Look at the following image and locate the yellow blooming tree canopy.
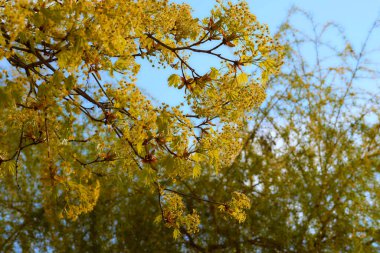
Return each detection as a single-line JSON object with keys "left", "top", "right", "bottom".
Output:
{"left": 0, "top": 0, "right": 283, "bottom": 246}
{"left": 1, "top": 1, "right": 379, "bottom": 252}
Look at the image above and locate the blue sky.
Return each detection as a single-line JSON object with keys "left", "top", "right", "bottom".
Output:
{"left": 135, "top": 0, "right": 380, "bottom": 106}
{"left": 241, "top": 0, "right": 380, "bottom": 41}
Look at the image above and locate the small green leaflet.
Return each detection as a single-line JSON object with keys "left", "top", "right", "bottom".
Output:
{"left": 168, "top": 74, "right": 182, "bottom": 88}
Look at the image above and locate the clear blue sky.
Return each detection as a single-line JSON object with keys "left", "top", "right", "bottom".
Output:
{"left": 174, "top": 0, "right": 380, "bottom": 49}
{"left": 253, "top": 0, "right": 380, "bottom": 39}
{"left": 136, "top": 0, "right": 380, "bottom": 106}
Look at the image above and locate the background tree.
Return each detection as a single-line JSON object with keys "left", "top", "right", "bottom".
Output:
{"left": 170, "top": 8, "right": 380, "bottom": 252}
{"left": 0, "top": 0, "right": 283, "bottom": 251}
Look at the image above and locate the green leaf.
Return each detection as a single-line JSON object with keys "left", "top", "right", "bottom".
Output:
{"left": 136, "top": 143, "right": 143, "bottom": 154}
{"left": 64, "top": 75, "right": 76, "bottom": 90}
{"left": 209, "top": 67, "right": 219, "bottom": 79}
{"left": 114, "top": 58, "right": 131, "bottom": 70}
{"left": 191, "top": 153, "right": 205, "bottom": 162}
{"left": 168, "top": 74, "right": 182, "bottom": 88}
{"left": 173, "top": 228, "right": 181, "bottom": 239}
{"left": 154, "top": 215, "right": 162, "bottom": 224}
{"left": 192, "top": 163, "right": 201, "bottom": 178}
{"left": 236, "top": 73, "right": 248, "bottom": 84}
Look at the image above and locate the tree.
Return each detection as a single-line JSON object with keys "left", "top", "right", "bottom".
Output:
{"left": 163, "top": 9, "right": 380, "bottom": 252}
{"left": 0, "top": 0, "right": 283, "bottom": 251}
{"left": 2, "top": 1, "right": 378, "bottom": 252}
